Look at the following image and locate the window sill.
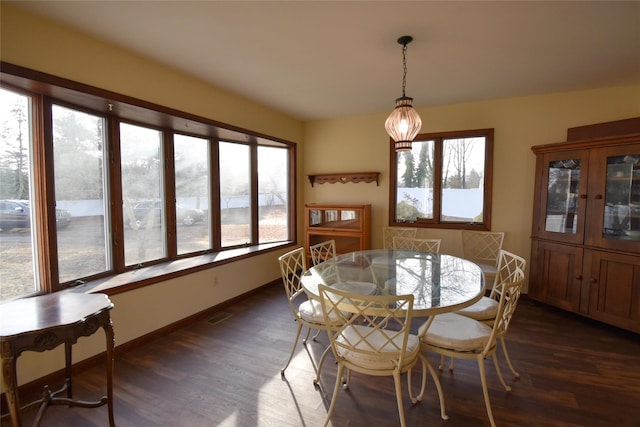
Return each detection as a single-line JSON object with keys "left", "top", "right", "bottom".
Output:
{"left": 66, "top": 242, "right": 290, "bottom": 296}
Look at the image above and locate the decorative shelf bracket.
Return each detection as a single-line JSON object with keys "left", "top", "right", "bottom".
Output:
{"left": 308, "top": 172, "right": 380, "bottom": 187}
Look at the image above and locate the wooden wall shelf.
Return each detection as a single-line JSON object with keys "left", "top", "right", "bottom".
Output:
{"left": 308, "top": 172, "right": 379, "bottom": 187}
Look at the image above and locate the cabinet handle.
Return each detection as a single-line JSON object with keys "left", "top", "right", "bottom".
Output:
{"left": 589, "top": 277, "right": 598, "bottom": 283}
{"left": 575, "top": 275, "right": 583, "bottom": 280}
{"left": 594, "top": 194, "right": 603, "bottom": 200}
{"left": 579, "top": 194, "right": 588, "bottom": 199}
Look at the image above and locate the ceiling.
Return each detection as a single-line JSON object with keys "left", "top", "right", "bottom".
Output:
{"left": 6, "top": 1, "right": 640, "bottom": 121}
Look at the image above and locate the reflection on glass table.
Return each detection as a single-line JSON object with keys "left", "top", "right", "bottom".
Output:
{"left": 301, "top": 249, "right": 485, "bottom": 317}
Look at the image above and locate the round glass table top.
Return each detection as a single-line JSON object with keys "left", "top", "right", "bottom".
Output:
{"left": 301, "top": 249, "right": 486, "bottom": 316}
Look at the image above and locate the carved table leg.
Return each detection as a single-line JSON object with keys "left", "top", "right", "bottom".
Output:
{"left": 1, "top": 342, "right": 22, "bottom": 427}
{"left": 104, "top": 319, "right": 116, "bottom": 427}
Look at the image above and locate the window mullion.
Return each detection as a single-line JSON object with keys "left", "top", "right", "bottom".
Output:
{"left": 432, "top": 138, "right": 443, "bottom": 223}
{"left": 164, "top": 130, "right": 177, "bottom": 258}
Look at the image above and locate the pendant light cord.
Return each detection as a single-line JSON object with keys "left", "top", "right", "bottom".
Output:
{"left": 402, "top": 43, "right": 408, "bottom": 98}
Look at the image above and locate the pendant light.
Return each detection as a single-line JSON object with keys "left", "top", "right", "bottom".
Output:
{"left": 385, "top": 35, "right": 422, "bottom": 152}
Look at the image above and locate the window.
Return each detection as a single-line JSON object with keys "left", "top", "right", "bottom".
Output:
{"left": 121, "top": 123, "right": 167, "bottom": 266}
{"left": 0, "top": 63, "right": 296, "bottom": 302}
{"left": 258, "top": 145, "right": 289, "bottom": 243}
{"left": 174, "top": 134, "right": 211, "bottom": 255}
{"left": 390, "top": 129, "right": 493, "bottom": 230}
{"left": 219, "top": 141, "right": 251, "bottom": 247}
{"left": 0, "top": 88, "right": 38, "bottom": 301}
{"left": 52, "top": 104, "right": 111, "bottom": 282}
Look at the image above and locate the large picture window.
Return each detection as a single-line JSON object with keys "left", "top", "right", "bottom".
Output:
{"left": 0, "top": 64, "right": 296, "bottom": 302}
{"left": 390, "top": 129, "right": 494, "bottom": 230}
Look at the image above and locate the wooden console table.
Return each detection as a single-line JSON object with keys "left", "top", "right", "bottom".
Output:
{"left": 0, "top": 293, "right": 115, "bottom": 427}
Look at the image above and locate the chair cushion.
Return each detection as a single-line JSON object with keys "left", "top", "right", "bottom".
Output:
{"left": 455, "top": 296, "right": 498, "bottom": 321}
{"left": 332, "top": 281, "right": 379, "bottom": 295}
{"left": 476, "top": 262, "right": 497, "bottom": 275}
{"left": 336, "top": 325, "right": 420, "bottom": 370}
{"left": 298, "top": 299, "right": 344, "bottom": 325}
{"left": 422, "top": 313, "right": 492, "bottom": 352}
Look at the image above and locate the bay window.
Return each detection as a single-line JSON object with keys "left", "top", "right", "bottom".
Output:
{"left": 0, "top": 63, "right": 296, "bottom": 302}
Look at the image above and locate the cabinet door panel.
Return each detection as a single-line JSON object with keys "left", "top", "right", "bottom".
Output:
{"left": 585, "top": 250, "right": 640, "bottom": 332}
{"left": 585, "top": 144, "right": 640, "bottom": 252}
{"left": 533, "top": 150, "right": 589, "bottom": 244}
{"left": 529, "top": 240, "right": 583, "bottom": 312}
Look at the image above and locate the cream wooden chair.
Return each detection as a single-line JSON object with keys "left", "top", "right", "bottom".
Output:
{"left": 309, "top": 239, "right": 336, "bottom": 265}
{"left": 278, "top": 247, "right": 344, "bottom": 384}
{"left": 454, "top": 249, "right": 526, "bottom": 378}
{"left": 318, "top": 284, "right": 447, "bottom": 427}
{"left": 419, "top": 275, "right": 525, "bottom": 427}
{"left": 392, "top": 236, "right": 441, "bottom": 253}
{"left": 461, "top": 230, "right": 505, "bottom": 287}
{"left": 382, "top": 226, "right": 417, "bottom": 249}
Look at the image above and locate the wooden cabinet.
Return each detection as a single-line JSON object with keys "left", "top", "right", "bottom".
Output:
{"left": 305, "top": 204, "right": 371, "bottom": 263}
{"left": 530, "top": 128, "right": 640, "bottom": 333}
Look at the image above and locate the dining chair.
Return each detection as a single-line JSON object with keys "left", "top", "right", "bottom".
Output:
{"left": 382, "top": 226, "right": 417, "bottom": 249}
{"left": 309, "top": 239, "right": 336, "bottom": 265}
{"left": 418, "top": 275, "right": 525, "bottom": 427}
{"left": 392, "top": 236, "right": 441, "bottom": 253}
{"left": 461, "top": 230, "right": 505, "bottom": 288}
{"left": 278, "top": 247, "right": 344, "bottom": 384}
{"left": 453, "top": 249, "right": 527, "bottom": 378}
{"left": 318, "top": 284, "right": 448, "bottom": 427}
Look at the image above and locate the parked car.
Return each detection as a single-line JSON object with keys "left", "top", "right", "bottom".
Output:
{"left": 129, "top": 200, "right": 204, "bottom": 228}
{"left": 0, "top": 200, "right": 72, "bottom": 230}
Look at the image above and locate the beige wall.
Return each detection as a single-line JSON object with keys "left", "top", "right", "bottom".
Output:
{"left": 2, "top": 4, "right": 640, "bottom": 388}
{"left": 303, "top": 87, "right": 640, "bottom": 272}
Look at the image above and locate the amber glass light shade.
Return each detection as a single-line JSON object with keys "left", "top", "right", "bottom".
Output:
{"left": 385, "top": 96, "right": 422, "bottom": 151}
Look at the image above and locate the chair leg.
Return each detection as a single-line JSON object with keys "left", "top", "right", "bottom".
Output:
{"left": 301, "top": 326, "right": 312, "bottom": 344}
{"left": 323, "top": 363, "right": 345, "bottom": 427}
{"left": 407, "top": 355, "right": 427, "bottom": 404}
{"left": 424, "top": 355, "right": 449, "bottom": 420}
{"left": 313, "top": 344, "right": 333, "bottom": 386}
{"left": 311, "top": 328, "right": 322, "bottom": 341}
{"left": 478, "top": 356, "right": 497, "bottom": 427}
{"left": 500, "top": 337, "right": 520, "bottom": 379}
{"left": 491, "top": 353, "right": 511, "bottom": 392}
{"left": 392, "top": 370, "right": 407, "bottom": 427}
{"left": 281, "top": 322, "right": 303, "bottom": 376}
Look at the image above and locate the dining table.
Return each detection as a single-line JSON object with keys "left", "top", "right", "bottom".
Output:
{"left": 300, "top": 249, "right": 486, "bottom": 317}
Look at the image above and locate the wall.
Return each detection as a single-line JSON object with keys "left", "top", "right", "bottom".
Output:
{"left": 1, "top": 5, "right": 304, "bottom": 387}
{"left": 303, "top": 87, "right": 640, "bottom": 280}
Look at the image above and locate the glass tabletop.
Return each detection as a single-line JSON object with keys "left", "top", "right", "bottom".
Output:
{"left": 301, "top": 249, "right": 485, "bottom": 316}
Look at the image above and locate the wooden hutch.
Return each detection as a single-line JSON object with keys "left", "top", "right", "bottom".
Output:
{"left": 529, "top": 118, "right": 640, "bottom": 333}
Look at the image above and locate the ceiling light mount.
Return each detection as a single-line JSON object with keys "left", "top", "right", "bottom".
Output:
{"left": 385, "top": 35, "right": 422, "bottom": 152}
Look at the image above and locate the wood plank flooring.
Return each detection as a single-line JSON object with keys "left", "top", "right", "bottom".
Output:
{"left": 2, "top": 283, "right": 639, "bottom": 427}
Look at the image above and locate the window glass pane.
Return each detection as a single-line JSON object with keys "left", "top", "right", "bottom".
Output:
{"left": 52, "top": 105, "right": 111, "bottom": 282}
{"left": 441, "top": 137, "right": 485, "bottom": 223}
{"left": 175, "top": 134, "right": 210, "bottom": 254}
{"left": 219, "top": 141, "right": 250, "bottom": 246}
{"left": 258, "top": 146, "right": 288, "bottom": 243}
{"left": 395, "top": 140, "right": 434, "bottom": 221}
{"left": 0, "top": 89, "right": 38, "bottom": 301}
{"left": 120, "top": 123, "right": 166, "bottom": 265}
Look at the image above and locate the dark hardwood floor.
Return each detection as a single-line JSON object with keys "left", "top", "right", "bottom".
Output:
{"left": 2, "top": 283, "right": 639, "bottom": 427}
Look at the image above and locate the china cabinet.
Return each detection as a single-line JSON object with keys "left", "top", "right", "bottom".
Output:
{"left": 305, "top": 204, "right": 371, "bottom": 263}
{"left": 529, "top": 124, "right": 640, "bottom": 333}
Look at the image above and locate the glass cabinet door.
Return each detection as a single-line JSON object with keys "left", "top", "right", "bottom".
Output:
{"left": 602, "top": 154, "right": 640, "bottom": 240}
{"left": 586, "top": 145, "right": 640, "bottom": 251}
{"left": 537, "top": 151, "right": 589, "bottom": 243}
